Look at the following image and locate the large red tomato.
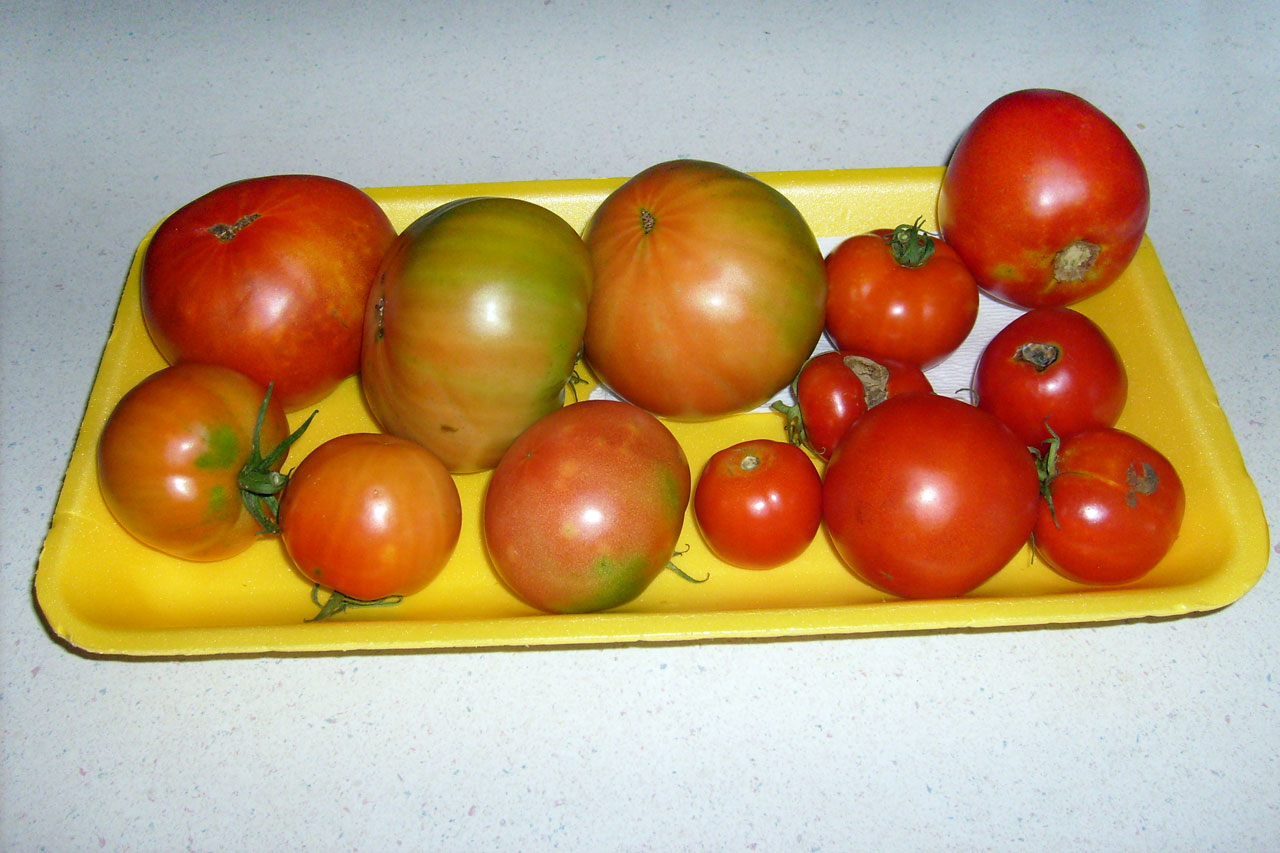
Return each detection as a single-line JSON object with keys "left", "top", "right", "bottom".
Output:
{"left": 582, "top": 159, "right": 827, "bottom": 420}
{"left": 141, "top": 174, "right": 397, "bottom": 411}
{"left": 97, "top": 363, "right": 296, "bottom": 561}
{"left": 693, "top": 439, "right": 822, "bottom": 570}
{"left": 823, "top": 393, "right": 1040, "bottom": 599}
{"left": 483, "top": 400, "right": 691, "bottom": 613}
{"left": 937, "top": 89, "right": 1149, "bottom": 308}
{"left": 824, "top": 222, "right": 978, "bottom": 368}
{"left": 1033, "top": 427, "right": 1184, "bottom": 585}
{"left": 772, "top": 351, "right": 933, "bottom": 460}
{"left": 362, "top": 197, "right": 592, "bottom": 473}
{"left": 974, "top": 307, "right": 1127, "bottom": 447}
{"left": 279, "top": 433, "right": 462, "bottom": 607}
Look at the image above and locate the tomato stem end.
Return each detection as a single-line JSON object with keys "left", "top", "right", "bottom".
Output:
{"left": 238, "top": 382, "right": 317, "bottom": 535}
{"left": 306, "top": 584, "right": 405, "bottom": 621}
{"left": 887, "top": 218, "right": 936, "bottom": 268}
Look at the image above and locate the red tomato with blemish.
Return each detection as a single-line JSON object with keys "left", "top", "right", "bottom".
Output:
{"left": 974, "top": 307, "right": 1127, "bottom": 447}
{"left": 937, "top": 89, "right": 1150, "bottom": 308}
{"left": 483, "top": 400, "right": 691, "bottom": 613}
{"left": 693, "top": 439, "right": 822, "bottom": 570}
{"left": 1033, "top": 427, "right": 1184, "bottom": 585}
{"left": 773, "top": 351, "right": 933, "bottom": 460}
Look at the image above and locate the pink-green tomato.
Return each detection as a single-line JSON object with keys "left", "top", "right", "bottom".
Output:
{"left": 483, "top": 400, "right": 691, "bottom": 614}
{"left": 361, "top": 197, "right": 593, "bottom": 473}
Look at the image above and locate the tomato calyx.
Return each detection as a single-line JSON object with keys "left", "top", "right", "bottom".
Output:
{"left": 238, "top": 383, "right": 317, "bottom": 534}
{"left": 771, "top": 397, "right": 808, "bottom": 449}
{"left": 1013, "top": 341, "right": 1061, "bottom": 373}
{"left": 638, "top": 207, "right": 656, "bottom": 235}
{"left": 1052, "top": 240, "right": 1101, "bottom": 282}
{"left": 886, "top": 218, "right": 936, "bottom": 268}
{"left": 1029, "top": 423, "right": 1063, "bottom": 526}
{"left": 306, "top": 584, "right": 404, "bottom": 622}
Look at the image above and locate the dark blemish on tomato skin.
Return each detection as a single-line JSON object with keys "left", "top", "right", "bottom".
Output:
{"left": 207, "top": 213, "right": 260, "bottom": 242}
{"left": 373, "top": 295, "right": 386, "bottom": 342}
{"left": 1124, "top": 461, "right": 1159, "bottom": 507}
{"left": 1014, "top": 342, "right": 1061, "bottom": 373}
{"left": 440, "top": 424, "right": 459, "bottom": 433}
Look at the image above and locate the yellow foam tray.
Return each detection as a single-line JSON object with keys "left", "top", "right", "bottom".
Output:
{"left": 34, "top": 167, "right": 1270, "bottom": 656}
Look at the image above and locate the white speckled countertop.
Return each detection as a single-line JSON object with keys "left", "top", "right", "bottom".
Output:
{"left": 3, "top": 2, "right": 1277, "bottom": 850}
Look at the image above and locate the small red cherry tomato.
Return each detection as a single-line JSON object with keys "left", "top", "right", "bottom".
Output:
{"left": 1033, "top": 427, "right": 1184, "bottom": 585}
{"left": 773, "top": 351, "right": 932, "bottom": 460}
{"left": 694, "top": 439, "right": 822, "bottom": 570}
{"left": 279, "top": 433, "right": 462, "bottom": 605}
{"left": 974, "top": 307, "right": 1127, "bottom": 447}
{"left": 824, "top": 222, "right": 979, "bottom": 368}
{"left": 823, "top": 393, "right": 1040, "bottom": 599}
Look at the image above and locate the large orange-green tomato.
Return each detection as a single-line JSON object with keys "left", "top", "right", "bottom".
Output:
{"left": 483, "top": 400, "right": 691, "bottom": 614}
{"left": 361, "top": 197, "right": 593, "bottom": 473}
{"left": 582, "top": 159, "right": 827, "bottom": 420}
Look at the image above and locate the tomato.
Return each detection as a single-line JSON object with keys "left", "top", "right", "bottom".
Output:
{"left": 1033, "top": 427, "right": 1184, "bottom": 585}
{"left": 772, "top": 351, "right": 933, "bottom": 460}
{"left": 582, "top": 159, "right": 827, "bottom": 420}
{"left": 96, "top": 363, "right": 301, "bottom": 561}
{"left": 141, "top": 174, "right": 397, "bottom": 411}
{"left": 693, "top": 439, "right": 822, "bottom": 570}
{"left": 974, "top": 307, "right": 1127, "bottom": 447}
{"left": 361, "top": 197, "right": 592, "bottom": 473}
{"left": 824, "top": 222, "right": 979, "bottom": 368}
{"left": 278, "top": 433, "right": 462, "bottom": 606}
{"left": 937, "top": 89, "right": 1149, "bottom": 308}
{"left": 483, "top": 400, "right": 691, "bottom": 613}
{"left": 823, "top": 393, "right": 1040, "bottom": 599}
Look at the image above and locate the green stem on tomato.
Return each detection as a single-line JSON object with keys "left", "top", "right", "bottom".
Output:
{"left": 665, "top": 544, "right": 709, "bottom": 583}
{"left": 770, "top": 398, "right": 807, "bottom": 449}
{"left": 887, "top": 218, "right": 936, "bottom": 268}
{"left": 1030, "top": 422, "right": 1063, "bottom": 529}
{"left": 306, "top": 584, "right": 405, "bottom": 622}
{"left": 237, "top": 382, "right": 317, "bottom": 535}
{"left": 566, "top": 364, "right": 590, "bottom": 403}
